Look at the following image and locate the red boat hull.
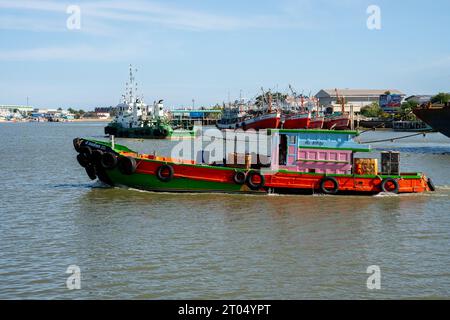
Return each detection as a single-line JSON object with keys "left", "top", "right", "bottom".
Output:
{"left": 217, "top": 113, "right": 281, "bottom": 130}
{"left": 308, "top": 117, "right": 324, "bottom": 129}
{"left": 282, "top": 114, "right": 311, "bottom": 129}
{"left": 324, "top": 116, "right": 350, "bottom": 130}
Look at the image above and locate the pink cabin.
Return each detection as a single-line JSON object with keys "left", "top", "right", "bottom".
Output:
{"left": 270, "top": 130, "right": 362, "bottom": 175}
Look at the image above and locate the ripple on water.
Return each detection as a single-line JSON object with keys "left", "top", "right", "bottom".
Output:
{"left": 0, "top": 124, "right": 449, "bottom": 299}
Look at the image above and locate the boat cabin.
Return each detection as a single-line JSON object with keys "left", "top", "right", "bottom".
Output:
{"left": 270, "top": 130, "right": 371, "bottom": 174}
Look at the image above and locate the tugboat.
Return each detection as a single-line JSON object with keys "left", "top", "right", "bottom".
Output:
{"left": 104, "top": 66, "right": 173, "bottom": 139}
{"left": 73, "top": 129, "right": 434, "bottom": 195}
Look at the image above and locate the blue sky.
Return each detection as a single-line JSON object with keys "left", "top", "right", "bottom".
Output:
{"left": 0, "top": 0, "right": 449, "bottom": 109}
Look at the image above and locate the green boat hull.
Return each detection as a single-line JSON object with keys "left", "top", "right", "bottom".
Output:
{"left": 105, "top": 123, "right": 173, "bottom": 139}
{"left": 106, "top": 169, "right": 245, "bottom": 193}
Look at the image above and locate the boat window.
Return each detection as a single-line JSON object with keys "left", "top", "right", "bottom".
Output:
{"left": 288, "top": 135, "right": 297, "bottom": 145}
{"left": 279, "top": 134, "right": 287, "bottom": 166}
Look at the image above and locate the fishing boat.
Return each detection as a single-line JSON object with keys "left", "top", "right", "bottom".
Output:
{"left": 217, "top": 95, "right": 281, "bottom": 130}
{"left": 73, "top": 129, "right": 434, "bottom": 195}
{"left": 322, "top": 89, "right": 351, "bottom": 130}
{"left": 323, "top": 113, "right": 351, "bottom": 130}
{"left": 308, "top": 112, "right": 325, "bottom": 129}
{"left": 282, "top": 112, "right": 311, "bottom": 129}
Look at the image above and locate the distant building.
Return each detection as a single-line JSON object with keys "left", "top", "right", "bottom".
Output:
{"left": 405, "top": 95, "right": 434, "bottom": 105}
{"left": 0, "top": 105, "right": 34, "bottom": 113}
{"left": 315, "top": 89, "right": 406, "bottom": 113}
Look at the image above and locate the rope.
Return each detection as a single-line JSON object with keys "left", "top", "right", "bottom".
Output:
{"left": 359, "top": 131, "right": 434, "bottom": 144}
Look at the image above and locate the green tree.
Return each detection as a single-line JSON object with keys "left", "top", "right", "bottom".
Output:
{"left": 431, "top": 92, "right": 450, "bottom": 104}
{"left": 398, "top": 101, "right": 418, "bottom": 121}
{"left": 360, "top": 102, "right": 383, "bottom": 118}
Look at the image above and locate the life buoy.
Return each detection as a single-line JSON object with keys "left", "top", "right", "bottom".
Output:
{"left": 91, "top": 149, "right": 104, "bottom": 165}
{"left": 101, "top": 152, "right": 118, "bottom": 170}
{"left": 156, "top": 164, "right": 174, "bottom": 182}
{"left": 427, "top": 178, "right": 436, "bottom": 192}
{"left": 320, "top": 177, "right": 339, "bottom": 194}
{"left": 380, "top": 178, "right": 399, "bottom": 194}
{"left": 246, "top": 171, "right": 265, "bottom": 190}
{"left": 95, "top": 166, "right": 114, "bottom": 186}
{"left": 79, "top": 146, "right": 92, "bottom": 159}
{"left": 233, "top": 171, "right": 247, "bottom": 185}
{"left": 118, "top": 156, "right": 137, "bottom": 175}
{"left": 85, "top": 165, "right": 97, "bottom": 180}
{"left": 76, "top": 153, "right": 90, "bottom": 168}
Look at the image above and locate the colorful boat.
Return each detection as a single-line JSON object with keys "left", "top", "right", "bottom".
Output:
{"left": 73, "top": 129, "right": 434, "bottom": 195}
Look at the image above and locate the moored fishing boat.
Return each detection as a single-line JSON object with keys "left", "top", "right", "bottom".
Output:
{"left": 73, "top": 129, "right": 434, "bottom": 195}
{"left": 281, "top": 112, "right": 310, "bottom": 129}
{"left": 217, "top": 94, "right": 281, "bottom": 130}
{"left": 308, "top": 112, "right": 324, "bottom": 129}
{"left": 323, "top": 113, "right": 350, "bottom": 130}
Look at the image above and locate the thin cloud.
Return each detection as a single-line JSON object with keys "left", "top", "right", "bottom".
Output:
{"left": 0, "top": 44, "right": 146, "bottom": 61}
{"left": 0, "top": 0, "right": 307, "bottom": 32}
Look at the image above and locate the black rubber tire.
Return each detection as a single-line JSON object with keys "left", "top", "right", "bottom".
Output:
{"left": 101, "top": 152, "right": 118, "bottom": 170}
{"left": 118, "top": 156, "right": 137, "bottom": 175}
{"left": 76, "top": 153, "right": 90, "bottom": 168}
{"left": 95, "top": 165, "right": 114, "bottom": 186}
{"left": 161, "top": 129, "right": 169, "bottom": 137}
{"left": 320, "top": 177, "right": 339, "bottom": 195}
{"left": 73, "top": 138, "right": 82, "bottom": 152}
{"left": 156, "top": 165, "right": 174, "bottom": 183}
{"left": 427, "top": 178, "right": 436, "bottom": 192}
{"left": 381, "top": 178, "right": 399, "bottom": 194}
{"left": 85, "top": 165, "right": 97, "bottom": 180}
{"left": 233, "top": 171, "right": 247, "bottom": 185}
{"left": 246, "top": 171, "right": 265, "bottom": 190}
{"left": 91, "top": 149, "right": 104, "bottom": 165}
{"left": 79, "top": 146, "right": 92, "bottom": 159}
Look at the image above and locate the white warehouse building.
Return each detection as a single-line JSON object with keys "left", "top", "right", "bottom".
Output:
{"left": 315, "top": 89, "right": 406, "bottom": 113}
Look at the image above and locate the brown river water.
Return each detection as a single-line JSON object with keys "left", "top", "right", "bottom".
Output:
{"left": 0, "top": 122, "right": 449, "bottom": 299}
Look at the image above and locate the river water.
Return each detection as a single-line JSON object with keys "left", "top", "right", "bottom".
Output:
{"left": 0, "top": 122, "right": 449, "bottom": 299}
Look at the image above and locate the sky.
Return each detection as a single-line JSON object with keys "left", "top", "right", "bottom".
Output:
{"left": 0, "top": 0, "right": 449, "bottom": 109}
